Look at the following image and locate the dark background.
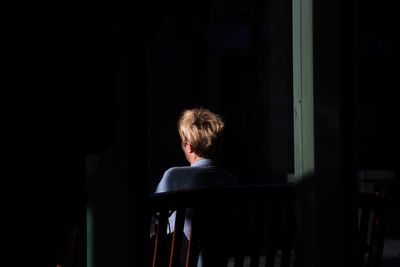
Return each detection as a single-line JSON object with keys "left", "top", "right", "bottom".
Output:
{"left": 147, "top": 0, "right": 294, "bottom": 191}
{"left": 0, "top": 7, "right": 129, "bottom": 267}
{"left": 1, "top": 2, "right": 398, "bottom": 267}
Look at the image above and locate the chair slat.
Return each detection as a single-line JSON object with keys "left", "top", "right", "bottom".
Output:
{"left": 170, "top": 208, "right": 186, "bottom": 267}
{"left": 153, "top": 210, "right": 170, "bottom": 267}
{"left": 186, "top": 209, "right": 200, "bottom": 267}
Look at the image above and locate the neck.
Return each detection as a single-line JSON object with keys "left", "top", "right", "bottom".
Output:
{"left": 190, "top": 156, "right": 205, "bottom": 165}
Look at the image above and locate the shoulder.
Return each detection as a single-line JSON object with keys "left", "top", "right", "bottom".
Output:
{"left": 155, "top": 166, "right": 191, "bottom": 193}
{"left": 163, "top": 166, "right": 190, "bottom": 178}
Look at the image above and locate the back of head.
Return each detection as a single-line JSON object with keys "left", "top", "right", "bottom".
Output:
{"left": 178, "top": 108, "right": 224, "bottom": 158}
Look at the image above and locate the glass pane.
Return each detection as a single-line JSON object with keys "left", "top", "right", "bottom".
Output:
{"left": 146, "top": 0, "right": 293, "bottom": 191}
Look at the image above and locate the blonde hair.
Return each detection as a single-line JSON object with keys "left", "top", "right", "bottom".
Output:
{"left": 178, "top": 108, "right": 225, "bottom": 158}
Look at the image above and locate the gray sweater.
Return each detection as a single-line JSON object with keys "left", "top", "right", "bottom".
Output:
{"left": 155, "top": 159, "right": 236, "bottom": 236}
{"left": 156, "top": 158, "right": 237, "bottom": 193}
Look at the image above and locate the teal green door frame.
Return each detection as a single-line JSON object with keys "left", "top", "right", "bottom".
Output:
{"left": 292, "top": 0, "right": 314, "bottom": 181}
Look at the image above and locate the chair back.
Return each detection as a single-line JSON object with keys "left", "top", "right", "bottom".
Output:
{"left": 149, "top": 184, "right": 296, "bottom": 267}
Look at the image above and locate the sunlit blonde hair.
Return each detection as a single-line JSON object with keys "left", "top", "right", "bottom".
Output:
{"left": 178, "top": 108, "right": 225, "bottom": 158}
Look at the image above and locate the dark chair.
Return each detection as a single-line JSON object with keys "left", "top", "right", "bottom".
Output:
{"left": 358, "top": 192, "right": 388, "bottom": 267}
{"left": 149, "top": 184, "right": 296, "bottom": 267}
